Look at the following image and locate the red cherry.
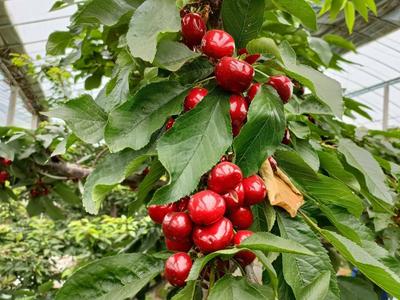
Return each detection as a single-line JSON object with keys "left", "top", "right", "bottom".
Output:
{"left": 232, "top": 122, "right": 243, "bottom": 137}
{"left": 165, "top": 252, "right": 192, "bottom": 287}
{"left": 165, "top": 117, "right": 175, "bottom": 130}
{"left": 166, "top": 237, "right": 193, "bottom": 252}
{"left": 201, "top": 30, "right": 235, "bottom": 59}
{"left": 215, "top": 57, "right": 254, "bottom": 94}
{"left": 238, "top": 48, "right": 260, "bottom": 64}
{"left": 173, "top": 196, "right": 190, "bottom": 212}
{"left": 0, "top": 157, "right": 12, "bottom": 167}
{"left": 267, "top": 75, "right": 293, "bottom": 103}
{"left": 30, "top": 189, "right": 40, "bottom": 198}
{"left": 0, "top": 170, "right": 9, "bottom": 184}
{"left": 162, "top": 212, "right": 193, "bottom": 241}
{"left": 207, "top": 161, "right": 243, "bottom": 194}
{"left": 223, "top": 183, "right": 245, "bottom": 211}
{"left": 229, "top": 94, "right": 248, "bottom": 128}
{"left": 246, "top": 83, "right": 261, "bottom": 104}
{"left": 188, "top": 190, "right": 226, "bottom": 225}
{"left": 282, "top": 128, "right": 291, "bottom": 145}
{"left": 181, "top": 13, "right": 206, "bottom": 48}
{"left": 184, "top": 87, "right": 208, "bottom": 111}
{"left": 233, "top": 230, "right": 256, "bottom": 266}
{"left": 193, "top": 217, "right": 234, "bottom": 253}
{"left": 148, "top": 203, "right": 175, "bottom": 224}
{"left": 243, "top": 175, "right": 267, "bottom": 205}
{"left": 228, "top": 206, "right": 254, "bottom": 230}
{"left": 268, "top": 157, "right": 278, "bottom": 172}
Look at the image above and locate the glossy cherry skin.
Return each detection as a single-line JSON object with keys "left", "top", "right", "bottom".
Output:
{"left": 162, "top": 212, "right": 193, "bottom": 241}
{"left": 229, "top": 94, "right": 248, "bottom": 128}
{"left": 282, "top": 128, "right": 291, "bottom": 145}
{"left": 147, "top": 203, "right": 175, "bottom": 224}
{"left": 188, "top": 190, "right": 226, "bottom": 225}
{"left": 228, "top": 206, "right": 254, "bottom": 230}
{"left": 0, "top": 170, "right": 9, "bottom": 184}
{"left": 165, "top": 252, "right": 192, "bottom": 287}
{"left": 181, "top": 13, "right": 206, "bottom": 48}
{"left": 233, "top": 230, "right": 256, "bottom": 266}
{"left": 193, "top": 217, "right": 234, "bottom": 253}
{"left": 238, "top": 48, "right": 261, "bottom": 65}
{"left": 207, "top": 161, "right": 243, "bottom": 194}
{"left": 232, "top": 123, "right": 243, "bottom": 137}
{"left": 243, "top": 175, "right": 267, "bottom": 206}
{"left": 165, "top": 237, "right": 193, "bottom": 252}
{"left": 215, "top": 57, "right": 254, "bottom": 94}
{"left": 173, "top": 196, "right": 190, "bottom": 212}
{"left": 165, "top": 117, "right": 175, "bottom": 130}
{"left": 0, "top": 157, "right": 12, "bottom": 167}
{"left": 184, "top": 87, "right": 208, "bottom": 111}
{"left": 246, "top": 83, "right": 262, "bottom": 104}
{"left": 267, "top": 75, "right": 293, "bottom": 103}
{"left": 201, "top": 29, "right": 235, "bottom": 59}
{"left": 223, "top": 183, "right": 245, "bottom": 211}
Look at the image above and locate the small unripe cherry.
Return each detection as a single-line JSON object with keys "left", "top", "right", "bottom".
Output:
{"left": 223, "top": 183, "right": 245, "bottom": 211}
{"left": 188, "top": 190, "right": 226, "bottom": 225}
{"left": 243, "top": 175, "right": 267, "bottom": 206}
{"left": 207, "top": 161, "right": 243, "bottom": 194}
{"left": 233, "top": 230, "right": 256, "bottom": 266}
{"left": 165, "top": 252, "right": 192, "bottom": 287}
{"left": 215, "top": 57, "right": 254, "bottom": 94}
{"left": 184, "top": 87, "right": 208, "bottom": 111}
{"left": 229, "top": 94, "right": 248, "bottom": 128}
{"left": 282, "top": 128, "right": 291, "bottom": 145}
{"left": 165, "top": 117, "right": 175, "bottom": 130}
{"left": 228, "top": 206, "right": 254, "bottom": 230}
{"left": 147, "top": 203, "right": 175, "bottom": 224}
{"left": 246, "top": 83, "right": 262, "bottom": 104}
{"left": 201, "top": 30, "right": 235, "bottom": 59}
{"left": 267, "top": 75, "right": 293, "bottom": 103}
{"left": 181, "top": 13, "right": 206, "bottom": 48}
{"left": 162, "top": 212, "right": 193, "bottom": 241}
{"left": 165, "top": 237, "right": 193, "bottom": 252}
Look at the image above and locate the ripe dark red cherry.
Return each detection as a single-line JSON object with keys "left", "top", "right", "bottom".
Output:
{"left": 162, "top": 212, "right": 193, "bottom": 241}
{"left": 242, "top": 175, "right": 267, "bottom": 206}
{"left": 165, "top": 117, "right": 175, "bottom": 130}
{"left": 30, "top": 188, "right": 40, "bottom": 198}
{"left": 147, "top": 203, "right": 175, "bottom": 224}
{"left": 267, "top": 75, "right": 293, "bottom": 103}
{"left": 165, "top": 237, "right": 193, "bottom": 252}
{"left": 181, "top": 13, "right": 206, "bottom": 48}
{"left": 0, "top": 157, "right": 12, "bottom": 167}
{"left": 223, "top": 183, "right": 245, "bottom": 211}
{"left": 215, "top": 57, "right": 254, "bottom": 94}
{"left": 0, "top": 170, "right": 9, "bottom": 184}
{"left": 184, "top": 87, "right": 208, "bottom": 111}
{"left": 188, "top": 190, "right": 226, "bottom": 225}
{"left": 193, "top": 217, "right": 234, "bottom": 253}
{"left": 246, "top": 82, "right": 261, "bottom": 104}
{"left": 233, "top": 230, "right": 256, "bottom": 266}
{"left": 165, "top": 252, "right": 192, "bottom": 287}
{"left": 201, "top": 29, "right": 235, "bottom": 59}
{"left": 282, "top": 128, "right": 291, "bottom": 145}
{"left": 229, "top": 94, "right": 248, "bottom": 128}
{"left": 229, "top": 206, "right": 254, "bottom": 230}
{"left": 238, "top": 48, "right": 261, "bottom": 65}
{"left": 173, "top": 196, "right": 190, "bottom": 212}
{"left": 207, "top": 161, "right": 243, "bottom": 194}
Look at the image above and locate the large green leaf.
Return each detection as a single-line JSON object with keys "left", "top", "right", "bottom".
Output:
{"left": 171, "top": 280, "right": 201, "bottom": 300}
{"left": 278, "top": 214, "right": 340, "bottom": 300}
{"left": 154, "top": 40, "right": 200, "bottom": 71}
{"left": 221, "top": 0, "right": 265, "bottom": 48}
{"left": 46, "top": 31, "right": 74, "bottom": 55}
{"left": 127, "top": 0, "right": 180, "bottom": 62}
{"left": 234, "top": 86, "right": 285, "bottom": 176}
{"left": 83, "top": 148, "right": 152, "bottom": 214}
{"left": 308, "top": 37, "right": 333, "bottom": 66}
{"left": 44, "top": 95, "right": 107, "bottom": 144}
{"left": 55, "top": 253, "right": 163, "bottom": 300}
{"left": 105, "top": 81, "right": 190, "bottom": 152}
{"left": 150, "top": 88, "right": 232, "bottom": 205}
{"left": 337, "top": 277, "right": 379, "bottom": 300}
{"left": 338, "top": 139, "right": 393, "bottom": 205}
{"left": 279, "top": 41, "right": 343, "bottom": 117}
{"left": 208, "top": 275, "right": 274, "bottom": 300}
{"left": 293, "top": 138, "right": 319, "bottom": 172}
{"left": 173, "top": 57, "right": 214, "bottom": 85}
{"left": 320, "top": 229, "right": 400, "bottom": 298}
{"left": 272, "top": 0, "right": 317, "bottom": 30}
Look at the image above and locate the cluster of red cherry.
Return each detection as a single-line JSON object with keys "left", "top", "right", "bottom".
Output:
{"left": 166, "top": 12, "right": 294, "bottom": 138}
{"left": 30, "top": 179, "right": 51, "bottom": 198}
{"left": 0, "top": 157, "right": 12, "bottom": 185}
{"left": 148, "top": 160, "right": 267, "bottom": 287}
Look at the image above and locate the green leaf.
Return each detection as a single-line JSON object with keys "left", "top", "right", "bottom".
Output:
{"left": 246, "top": 37, "right": 282, "bottom": 60}
{"left": 238, "top": 232, "right": 314, "bottom": 256}
{"left": 293, "top": 139, "right": 319, "bottom": 172}
{"left": 154, "top": 40, "right": 200, "bottom": 71}
{"left": 352, "top": 0, "right": 369, "bottom": 21}
{"left": 364, "top": 0, "right": 377, "bottom": 15}
{"left": 344, "top": 2, "right": 355, "bottom": 33}
{"left": 55, "top": 253, "right": 163, "bottom": 300}
{"left": 105, "top": 81, "right": 190, "bottom": 152}
{"left": 137, "top": 159, "right": 165, "bottom": 204}
{"left": 288, "top": 121, "right": 310, "bottom": 139}
{"left": 320, "top": 229, "right": 400, "bottom": 298}
{"left": 323, "top": 34, "right": 356, "bottom": 52}
{"left": 338, "top": 139, "right": 393, "bottom": 205}
{"left": 150, "top": 88, "right": 232, "bottom": 205}
{"left": 234, "top": 86, "right": 285, "bottom": 176}
{"left": 337, "top": 277, "right": 379, "bottom": 300}
{"left": 83, "top": 148, "right": 152, "bottom": 214}
{"left": 53, "top": 182, "right": 81, "bottom": 205}
{"left": 329, "top": 0, "right": 346, "bottom": 20}
{"left": 46, "top": 31, "right": 74, "bottom": 56}
{"left": 171, "top": 281, "right": 199, "bottom": 300}
{"left": 278, "top": 214, "right": 340, "bottom": 300}
{"left": 173, "top": 57, "right": 214, "bottom": 85}
{"left": 45, "top": 95, "right": 107, "bottom": 144}
{"left": 308, "top": 37, "right": 333, "bottom": 66}
{"left": 272, "top": 0, "right": 317, "bottom": 30}
{"left": 127, "top": 0, "right": 180, "bottom": 62}
{"left": 208, "top": 275, "right": 274, "bottom": 300}
{"left": 279, "top": 41, "right": 343, "bottom": 117}
{"left": 51, "top": 134, "right": 77, "bottom": 157}
{"left": 221, "top": 0, "right": 265, "bottom": 48}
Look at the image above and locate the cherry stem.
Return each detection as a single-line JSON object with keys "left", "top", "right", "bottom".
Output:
{"left": 231, "top": 258, "right": 246, "bottom": 276}
{"left": 196, "top": 76, "right": 216, "bottom": 86}
{"left": 254, "top": 68, "right": 269, "bottom": 79}
{"left": 206, "top": 266, "right": 216, "bottom": 298}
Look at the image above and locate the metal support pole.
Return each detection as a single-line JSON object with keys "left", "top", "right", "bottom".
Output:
{"left": 6, "top": 85, "right": 17, "bottom": 126}
{"left": 31, "top": 114, "right": 39, "bottom": 129}
{"left": 382, "top": 84, "right": 390, "bottom": 130}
